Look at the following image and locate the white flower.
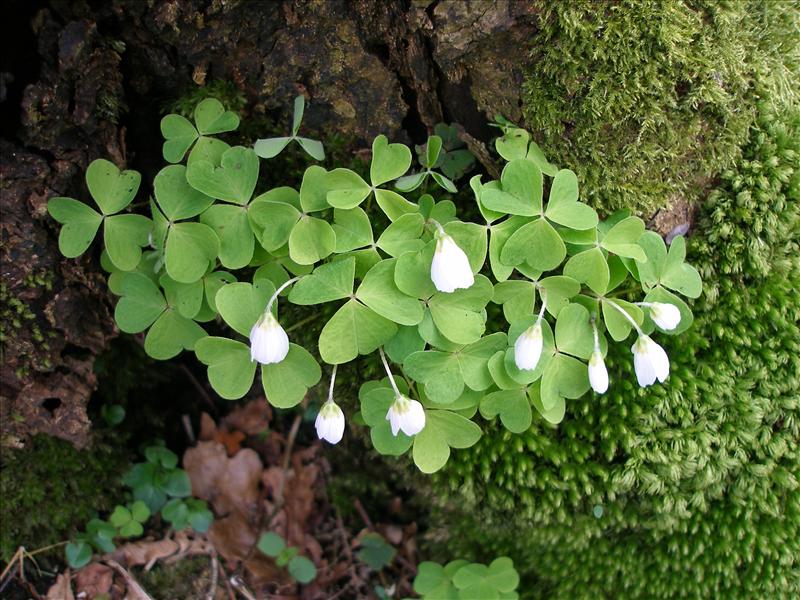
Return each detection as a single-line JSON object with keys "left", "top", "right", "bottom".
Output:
{"left": 430, "top": 234, "right": 474, "bottom": 293}
{"left": 631, "top": 335, "right": 670, "bottom": 387}
{"left": 588, "top": 350, "right": 609, "bottom": 394}
{"left": 315, "top": 401, "right": 345, "bottom": 444}
{"left": 249, "top": 312, "right": 289, "bottom": 364}
{"left": 514, "top": 322, "right": 543, "bottom": 371}
{"left": 386, "top": 395, "right": 426, "bottom": 437}
{"left": 649, "top": 302, "right": 681, "bottom": 331}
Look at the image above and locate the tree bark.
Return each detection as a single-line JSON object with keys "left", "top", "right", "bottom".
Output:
{"left": 0, "top": 0, "right": 539, "bottom": 447}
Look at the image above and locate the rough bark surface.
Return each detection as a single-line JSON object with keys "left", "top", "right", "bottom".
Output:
{"left": 0, "top": 0, "right": 539, "bottom": 447}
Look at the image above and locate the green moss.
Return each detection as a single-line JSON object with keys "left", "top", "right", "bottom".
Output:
{"left": 135, "top": 556, "right": 211, "bottom": 598}
{"left": 430, "top": 104, "right": 800, "bottom": 598}
{"left": 523, "top": 0, "right": 800, "bottom": 215}
{"left": 0, "top": 434, "right": 129, "bottom": 561}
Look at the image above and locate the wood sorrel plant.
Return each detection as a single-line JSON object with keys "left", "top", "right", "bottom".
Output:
{"left": 48, "top": 97, "right": 702, "bottom": 474}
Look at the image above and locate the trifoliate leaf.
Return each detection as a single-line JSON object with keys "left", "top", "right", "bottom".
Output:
{"left": 160, "top": 114, "right": 199, "bottom": 163}
{"left": 215, "top": 280, "right": 276, "bottom": 338}
{"left": 187, "top": 136, "right": 231, "bottom": 168}
{"left": 394, "top": 242, "right": 437, "bottom": 299}
{"left": 103, "top": 214, "right": 152, "bottom": 271}
{"left": 193, "top": 98, "right": 240, "bottom": 135}
{"left": 165, "top": 222, "right": 219, "bottom": 283}
{"left": 563, "top": 247, "right": 609, "bottom": 295}
{"left": 248, "top": 196, "right": 301, "bottom": 252}
{"left": 375, "top": 188, "right": 419, "bottom": 221}
{"left": 298, "top": 165, "right": 331, "bottom": 213}
{"left": 194, "top": 336, "right": 257, "bottom": 400}
{"left": 601, "top": 298, "right": 643, "bottom": 341}
{"left": 288, "top": 257, "right": 355, "bottom": 305}
{"left": 480, "top": 388, "right": 532, "bottom": 434}
{"left": 144, "top": 309, "right": 207, "bottom": 360}
{"left": 544, "top": 169, "right": 597, "bottom": 230}
{"left": 154, "top": 164, "right": 215, "bottom": 221}
{"left": 370, "top": 134, "right": 412, "bottom": 186}
{"left": 325, "top": 168, "right": 371, "bottom": 209}
{"left": 600, "top": 216, "right": 646, "bottom": 261}
{"left": 200, "top": 204, "right": 254, "bottom": 269}
{"left": 376, "top": 212, "right": 425, "bottom": 257}
{"left": 356, "top": 259, "right": 424, "bottom": 326}
{"left": 86, "top": 158, "right": 141, "bottom": 215}
{"left": 661, "top": 235, "right": 702, "bottom": 298}
{"left": 47, "top": 197, "right": 103, "bottom": 258}
{"left": 288, "top": 216, "right": 336, "bottom": 265}
{"left": 318, "top": 299, "right": 397, "bottom": 364}
{"left": 332, "top": 207, "right": 373, "bottom": 252}
{"left": 481, "top": 159, "right": 542, "bottom": 216}
{"left": 114, "top": 272, "right": 167, "bottom": 333}
{"left": 261, "top": 344, "right": 321, "bottom": 408}
{"left": 554, "top": 303, "right": 594, "bottom": 360}
{"left": 501, "top": 218, "right": 565, "bottom": 270}
{"left": 186, "top": 146, "right": 259, "bottom": 205}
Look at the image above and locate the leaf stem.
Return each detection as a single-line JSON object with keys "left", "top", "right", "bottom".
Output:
{"left": 327, "top": 364, "right": 337, "bottom": 403}
{"left": 426, "top": 218, "right": 446, "bottom": 236}
{"left": 605, "top": 299, "right": 644, "bottom": 336}
{"left": 378, "top": 347, "right": 402, "bottom": 398}
{"left": 266, "top": 276, "right": 301, "bottom": 314}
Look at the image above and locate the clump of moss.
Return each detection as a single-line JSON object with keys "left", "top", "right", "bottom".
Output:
{"left": 430, "top": 103, "right": 800, "bottom": 598}
{"left": 523, "top": 0, "right": 800, "bottom": 215}
{"left": 0, "top": 434, "right": 129, "bottom": 561}
{"left": 135, "top": 556, "right": 212, "bottom": 598}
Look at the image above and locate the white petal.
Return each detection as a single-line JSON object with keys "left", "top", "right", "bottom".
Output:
{"left": 651, "top": 303, "right": 681, "bottom": 330}
{"left": 316, "top": 403, "right": 345, "bottom": 444}
{"left": 588, "top": 351, "right": 609, "bottom": 393}
{"left": 386, "top": 405, "right": 401, "bottom": 436}
{"left": 401, "top": 399, "right": 426, "bottom": 436}
{"left": 430, "top": 235, "right": 474, "bottom": 293}
{"left": 249, "top": 314, "right": 290, "bottom": 364}
{"left": 649, "top": 339, "right": 670, "bottom": 382}
{"left": 514, "top": 324, "right": 543, "bottom": 371}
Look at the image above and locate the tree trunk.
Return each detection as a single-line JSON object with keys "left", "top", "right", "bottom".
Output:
{"left": 0, "top": 0, "right": 539, "bottom": 447}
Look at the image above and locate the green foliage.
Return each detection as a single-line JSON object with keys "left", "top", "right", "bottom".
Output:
{"left": 413, "top": 557, "right": 520, "bottom": 599}
{"left": 522, "top": 0, "right": 800, "bottom": 214}
{"left": 49, "top": 97, "right": 700, "bottom": 477}
{"left": 66, "top": 445, "right": 212, "bottom": 568}
{"left": 256, "top": 531, "right": 317, "bottom": 584}
{"left": 0, "top": 434, "right": 128, "bottom": 562}
{"left": 433, "top": 104, "right": 800, "bottom": 599}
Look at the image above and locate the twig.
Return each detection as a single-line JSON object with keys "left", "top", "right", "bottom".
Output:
{"left": 182, "top": 414, "right": 196, "bottom": 444}
{"left": 216, "top": 557, "right": 237, "bottom": 600}
{"left": 104, "top": 558, "right": 155, "bottom": 600}
{"left": 206, "top": 552, "right": 219, "bottom": 600}
{"left": 229, "top": 574, "right": 257, "bottom": 600}
{"left": 353, "top": 498, "right": 375, "bottom": 531}
{"left": 180, "top": 364, "right": 217, "bottom": 413}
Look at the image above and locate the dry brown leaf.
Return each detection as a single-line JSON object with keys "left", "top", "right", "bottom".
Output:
{"left": 74, "top": 562, "right": 113, "bottom": 598}
{"left": 184, "top": 441, "right": 263, "bottom": 517}
{"left": 199, "top": 412, "right": 217, "bottom": 440}
{"left": 111, "top": 538, "right": 179, "bottom": 568}
{"left": 214, "top": 429, "right": 245, "bottom": 456}
{"left": 243, "top": 553, "right": 285, "bottom": 588}
{"left": 215, "top": 448, "right": 263, "bottom": 516}
{"left": 208, "top": 512, "right": 257, "bottom": 563}
{"left": 222, "top": 400, "right": 272, "bottom": 435}
{"left": 183, "top": 441, "right": 229, "bottom": 501}
{"left": 45, "top": 570, "right": 74, "bottom": 600}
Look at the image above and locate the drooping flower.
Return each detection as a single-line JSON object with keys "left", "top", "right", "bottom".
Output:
{"left": 249, "top": 312, "right": 289, "bottom": 364}
{"left": 315, "top": 401, "right": 345, "bottom": 444}
{"left": 588, "top": 350, "right": 609, "bottom": 394}
{"left": 386, "top": 395, "right": 426, "bottom": 437}
{"left": 514, "top": 322, "right": 543, "bottom": 371}
{"left": 631, "top": 335, "right": 669, "bottom": 387}
{"left": 649, "top": 302, "right": 681, "bottom": 331}
{"left": 430, "top": 233, "right": 474, "bottom": 293}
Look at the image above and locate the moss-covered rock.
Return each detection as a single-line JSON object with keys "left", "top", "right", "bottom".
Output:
{"left": 523, "top": 0, "right": 800, "bottom": 215}
{"left": 430, "top": 105, "right": 800, "bottom": 598}
{"left": 0, "top": 434, "right": 129, "bottom": 561}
